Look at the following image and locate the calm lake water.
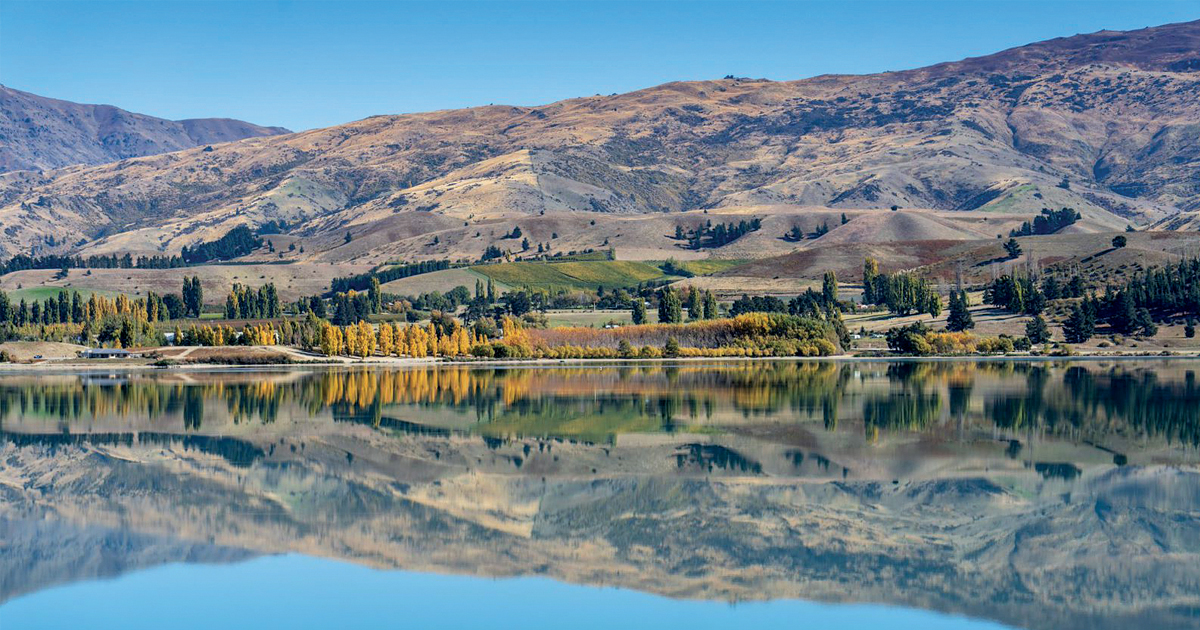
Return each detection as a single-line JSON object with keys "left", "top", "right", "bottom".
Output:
{"left": 1, "top": 360, "right": 1198, "bottom": 630}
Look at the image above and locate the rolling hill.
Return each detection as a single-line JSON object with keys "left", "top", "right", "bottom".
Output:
{"left": 0, "top": 20, "right": 1198, "bottom": 265}
{"left": 0, "top": 85, "right": 289, "bottom": 173}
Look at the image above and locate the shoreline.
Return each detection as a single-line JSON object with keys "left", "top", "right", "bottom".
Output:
{"left": 2, "top": 351, "right": 1199, "bottom": 374}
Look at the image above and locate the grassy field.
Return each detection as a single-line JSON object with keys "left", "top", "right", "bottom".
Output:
{"left": 4, "top": 285, "right": 122, "bottom": 303}
{"left": 543, "top": 309, "right": 661, "bottom": 327}
{"left": 668, "top": 259, "right": 746, "bottom": 276}
{"left": 470, "top": 258, "right": 747, "bottom": 293}
{"left": 0, "top": 263, "right": 373, "bottom": 305}
{"left": 380, "top": 268, "right": 508, "bottom": 296}
{"left": 472, "top": 260, "right": 670, "bottom": 291}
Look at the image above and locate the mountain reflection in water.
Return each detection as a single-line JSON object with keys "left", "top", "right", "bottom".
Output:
{"left": 1, "top": 360, "right": 1198, "bottom": 630}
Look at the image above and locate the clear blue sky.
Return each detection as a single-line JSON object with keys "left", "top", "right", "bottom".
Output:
{"left": 3, "top": 1, "right": 1197, "bottom": 131}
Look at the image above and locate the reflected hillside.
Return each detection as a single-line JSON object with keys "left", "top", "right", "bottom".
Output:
{"left": 2, "top": 362, "right": 1199, "bottom": 630}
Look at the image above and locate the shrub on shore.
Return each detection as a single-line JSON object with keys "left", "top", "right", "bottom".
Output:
{"left": 513, "top": 313, "right": 842, "bottom": 358}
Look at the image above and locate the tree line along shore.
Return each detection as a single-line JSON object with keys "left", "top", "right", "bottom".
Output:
{"left": 1, "top": 251, "right": 1198, "bottom": 364}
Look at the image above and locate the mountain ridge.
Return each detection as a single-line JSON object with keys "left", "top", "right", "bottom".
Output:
{"left": 0, "top": 85, "right": 290, "bottom": 173}
{"left": 1, "top": 20, "right": 1197, "bottom": 261}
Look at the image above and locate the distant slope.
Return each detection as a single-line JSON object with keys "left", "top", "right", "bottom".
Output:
{"left": 0, "top": 85, "right": 290, "bottom": 172}
{"left": 1, "top": 20, "right": 1199, "bottom": 260}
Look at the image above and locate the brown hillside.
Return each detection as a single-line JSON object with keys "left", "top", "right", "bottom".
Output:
{"left": 1, "top": 21, "right": 1198, "bottom": 261}
{"left": 0, "top": 85, "right": 289, "bottom": 173}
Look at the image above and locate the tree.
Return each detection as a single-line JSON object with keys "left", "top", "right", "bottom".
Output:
{"left": 840, "top": 213, "right": 848, "bottom": 225}
{"left": 1110, "top": 290, "right": 1138, "bottom": 334}
{"left": 1186, "top": 319, "right": 1196, "bottom": 339}
{"left": 1112, "top": 235, "right": 1128, "bottom": 249}
{"left": 663, "top": 336, "right": 681, "bottom": 358}
{"left": 378, "top": 323, "right": 395, "bottom": 356}
{"left": 1133, "top": 308, "right": 1158, "bottom": 337}
{"left": 505, "top": 290, "right": 532, "bottom": 317}
{"left": 1063, "top": 303, "right": 1094, "bottom": 343}
{"left": 702, "top": 290, "right": 718, "bottom": 319}
{"left": 182, "top": 276, "right": 202, "bottom": 318}
{"left": 686, "top": 287, "right": 702, "bottom": 320}
{"left": 862, "top": 258, "right": 879, "bottom": 304}
{"left": 1025, "top": 314, "right": 1051, "bottom": 344}
{"left": 658, "top": 288, "right": 682, "bottom": 324}
{"left": 368, "top": 276, "right": 382, "bottom": 313}
{"left": 822, "top": 271, "right": 838, "bottom": 306}
{"left": 344, "top": 231, "right": 353, "bottom": 244}
{"left": 946, "top": 290, "right": 974, "bottom": 331}
{"left": 118, "top": 318, "right": 135, "bottom": 349}
{"left": 631, "top": 299, "right": 647, "bottom": 324}
{"left": 1004, "top": 238, "right": 1022, "bottom": 260}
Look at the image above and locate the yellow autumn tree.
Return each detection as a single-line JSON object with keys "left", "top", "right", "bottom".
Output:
{"left": 378, "top": 323, "right": 394, "bottom": 357}
{"left": 319, "top": 322, "right": 340, "bottom": 356}
{"left": 357, "top": 321, "right": 375, "bottom": 358}
{"left": 426, "top": 324, "right": 439, "bottom": 357}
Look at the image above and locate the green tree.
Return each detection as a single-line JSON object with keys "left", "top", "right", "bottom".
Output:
{"left": 1004, "top": 238, "right": 1022, "bottom": 260}
{"left": 1112, "top": 235, "right": 1128, "bottom": 248}
{"left": 822, "top": 271, "right": 838, "bottom": 306}
{"left": 631, "top": 299, "right": 647, "bottom": 325}
{"left": 118, "top": 318, "right": 135, "bottom": 349}
{"left": 368, "top": 276, "right": 382, "bottom": 313}
{"left": 663, "top": 336, "right": 681, "bottom": 358}
{"left": 1111, "top": 290, "right": 1138, "bottom": 334}
{"left": 946, "top": 290, "right": 974, "bottom": 332}
{"left": 686, "top": 287, "right": 702, "bottom": 320}
{"left": 702, "top": 290, "right": 719, "bottom": 319}
{"left": 862, "top": 258, "right": 879, "bottom": 304}
{"left": 1063, "top": 303, "right": 1094, "bottom": 343}
{"left": 658, "top": 288, "right": 683, "bottom": 324}
{"left": 1025, "top": 314, "right": 1051, "bottom": 344}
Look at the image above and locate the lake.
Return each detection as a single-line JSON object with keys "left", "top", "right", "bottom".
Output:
{"left": 1, "top": 360, "right": 1198, "bottom": 629}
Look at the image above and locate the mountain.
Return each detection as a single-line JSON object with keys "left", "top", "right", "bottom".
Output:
{"left": 0, "top": 21, "right": 1198, "bottom": 261}
{"left": 0, "top": 85, "right": 290, "bottom": 173}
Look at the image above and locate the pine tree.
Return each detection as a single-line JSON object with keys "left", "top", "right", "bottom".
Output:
{"left": 1111, "top": 290, "right": 1138, "bottom": 334}
{"left": 658, "top": 288, "right": 682, "bottom": 324}
{"left": 822, "top": 271, "right": 838, "bottom": 306}
{"left": 1025, "top": 314, "right": 1051, "bottom": 344}
{"left": 946, "top": 290, "right": 974, "bottom": 331}
{"left": 631, "top": 298, "right": 647, "bottom": 325}
{"left": 686, "top": 287, "right": 702, "bottom": 320}
{"left": 1063, "top": 303, "right": 1094, "bottom": 343}
{"left": 702, "top": 290, "right": 718, "bottom": 319}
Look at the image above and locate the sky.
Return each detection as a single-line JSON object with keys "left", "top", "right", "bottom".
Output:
{"left": 1, "top": 553, "right": 1014, "bottom": 630}
{"left": 2, "top": 1, "right": 1198, "bottom": 131}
